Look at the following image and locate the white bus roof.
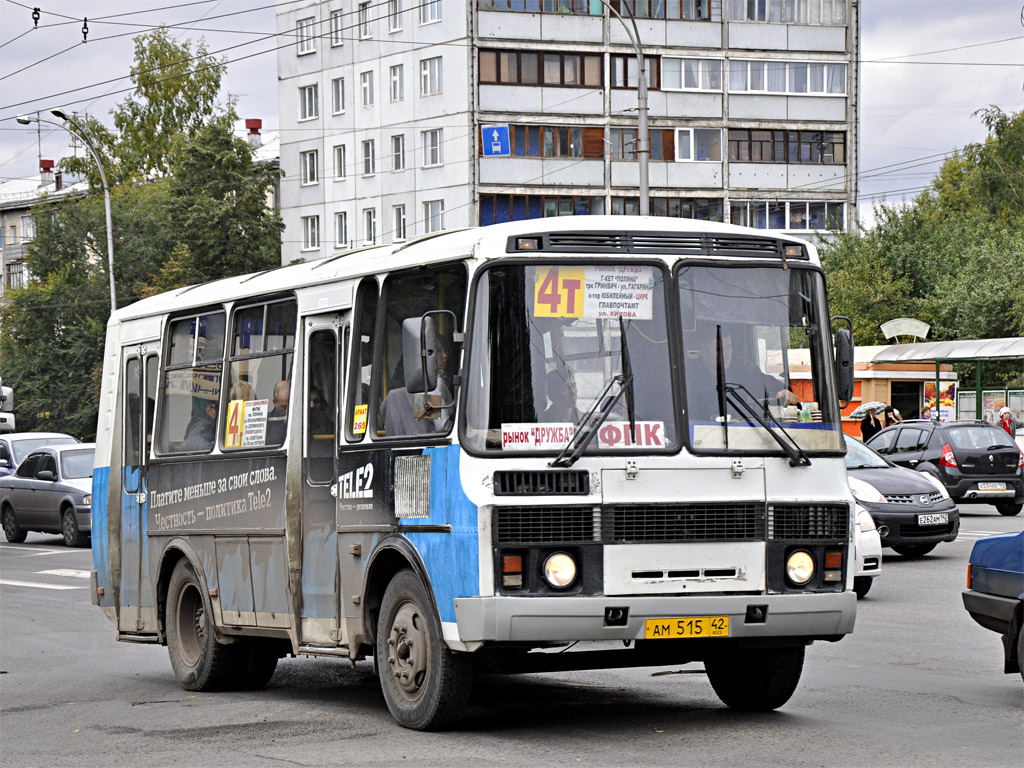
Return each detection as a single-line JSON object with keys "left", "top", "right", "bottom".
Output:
{"left": 111, "top": 216, "right": 819, "bottom": 324}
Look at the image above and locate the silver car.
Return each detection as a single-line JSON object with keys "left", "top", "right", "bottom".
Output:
{"left": 0, "top": 431, "right": 79, "bottom": 477}
{"left": 0, "top": 443, "right": 95, "bottom": 547}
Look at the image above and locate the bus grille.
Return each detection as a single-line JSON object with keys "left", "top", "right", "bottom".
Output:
{"left": 493, "top": 470, "right": 590, "bottom": 496}
{"left": 605, "top": 503, "right": 765, "bottom": 543}
{"left": 495, "top": 506, "right": 598, "bottom": 544}
{"left": 768, "top": 503, "right": 849, "bottom": 541}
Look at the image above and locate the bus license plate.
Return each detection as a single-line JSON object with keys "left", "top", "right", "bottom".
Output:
{"left": 977, "top": 482, "right": 1005, "bottom": 491}
{"left": 917, "top": 512, "right": 948, "bottom": 526}
{"left": 644, "top": 616, "right": 729, "bottom": 639}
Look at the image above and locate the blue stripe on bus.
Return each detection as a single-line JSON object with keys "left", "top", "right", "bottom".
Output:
{"left": 406, "top": 445, "right": 479, "bottom": 624}
{"left": 91, "top": 466, "right": 111, "bottom": 605}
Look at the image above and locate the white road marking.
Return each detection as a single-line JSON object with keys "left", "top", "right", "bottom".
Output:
{"left": 39, "top": 568, "right": 91, "bottom": 579}
{"left": 0, "top": 544, "right": 79, "bottom": 556}
{"left": 0, "top": 579, "right": 86, "bottom": 590}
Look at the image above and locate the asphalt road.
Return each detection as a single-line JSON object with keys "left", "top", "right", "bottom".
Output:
{"left": 2, "top": 504, "right": 1022, "bottom": 768}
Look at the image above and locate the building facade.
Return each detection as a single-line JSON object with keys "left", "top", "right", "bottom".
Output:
{"left": 276, "top": 0, "right": 859, "bottom": 263}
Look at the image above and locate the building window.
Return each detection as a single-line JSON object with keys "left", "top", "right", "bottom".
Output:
{"left": 729, "top": 60, "right": 846, "bottom": 95}
{"left": 479, "top": 50, "right": 602, "bottom": 87}
{"left": 19, "top": 215, "right": 36, "bottom": 241}
{"left": 299, "top": 84, "right": 319, "bottom": 120}
{"left": 420, "top": 0, "right": 442, "bottom": 23}
{"left": 361, "top": 71, "right": 375, "bottom": 106}
{"left": 609, "top": 0, "right": 710, "bottom": 19}
{"left": 499, "top": 124, "right": 605, "bottom": 158}
{"left": 362, "top": 139, "right": 376, "bottom": 175}
{"left": 661, "top": 58, "right": 722, "bottom": 91}
{"left": 388, "top": 0, "right": 403, "bottom": 31}
{"left": 479, "top": 194, "right": 605, "bottom": 226}
{"left": 422, "top": 129, "right": 443, "bottom": 166}
{"left": 420, "top": 56, "right": 443, "bottom": 96}
{"left": 331, "top": 76, "right": 345, "bottom": 113}
{"left": 610, "top": 128, "right": 678, "bottom": 161}
{"left": 729, "top": 200, "right": 844, "bottom": 230}
{"left": 612, "top": 196, "right": 724, "bottom": 220}
{"left": 333, "top": 144, "right": 347, "bottom": 180}
{"left": 363, "top": 208, "right": 377, "bottom": 244}
{"left": 390, "top": 64, "right": 404, "bottom": 101}
{"left": 675, "top": 128, "right": 722, "bottom": 161}
{"left": 358, "top": 1, "right": 373, "bottom": 37}
{"left": 393, "top": 205, "right": 407, "bottom": 241}
{"left": 727, "top": 129, "right": 845, "bottom": 164}
{"left": 335, "top": 211, "right": 349, "bottom": 248}
{"left": 300, "top": 150, "right": 319, "bottom": 184}
{"left": 609, "top": 55, "right": 659, "bottom": 89}
{"left": 330, "top": 9, "right": 345, "bottom": 45}
{"left": 302, "top": 215, "right": 321, "bottom": 250}
{"left": 297, "top": 16, "right": 316, "bottom": 54}
{"left": 423, "top": 200, "right": 444, "bottom": 233}
{"left": 391, "top": 134, "right": 406, "bottom": 170}
{"left": 729, "top": 0, "right": 847, "bottom": 24}
{"left": 478, "top": 0, "right": 599, "bottom": 16}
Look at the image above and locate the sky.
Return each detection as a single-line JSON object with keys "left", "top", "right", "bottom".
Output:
{"left": 0, "top": 0, "right": 1022, "bottom": 227}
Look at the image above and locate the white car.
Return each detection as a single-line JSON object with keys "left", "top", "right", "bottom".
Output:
{"left": 854, "top": 505, "right": 882, "bottom": 598}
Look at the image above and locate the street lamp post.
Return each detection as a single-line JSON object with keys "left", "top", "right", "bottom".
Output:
{"left": 601, "top": 0, "right": 649, "bottom": 215}
{"left": 16, "top": 110, "right": 117, "bottom": 311}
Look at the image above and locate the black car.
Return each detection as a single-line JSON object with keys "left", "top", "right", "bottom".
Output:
{"left": 866, "top": 420, "right": 1024, "bottom": 517}
{"left": 844, "top": 434, "right": 959, "bottom": 557}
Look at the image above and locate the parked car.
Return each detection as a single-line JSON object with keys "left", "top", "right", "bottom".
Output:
{"left": 962, "top": 530, "right": 1024, "bottom": 682}
{"left": 844, "top": 433, "right": 959, "bottom": 557}
{"left": 0, "top": 432, "right": 79, "bottom": 478}
{"left": 865, "top": 420, "right": 1024, "bottom": 517}
{"left": 853, "top": 505, "right": 882, "bottom": 598}
{"left": 0, "top": 443, "right": 95, "bottom": 547}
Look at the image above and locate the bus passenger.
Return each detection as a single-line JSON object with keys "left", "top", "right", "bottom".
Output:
{"left": 543, "top": 369, "right": 578, "bottom": 423}
{"left": 182, "top": 400, "right": 217, "bottom": 451}
{"left": 267, "top": 379, "right": 290, "bottom": 445}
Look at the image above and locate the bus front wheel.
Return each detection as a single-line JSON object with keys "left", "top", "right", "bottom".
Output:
{"left": 376, "top": 570, "right": 472, "bottom": 730}
{"left": 705, "top": 646, "right": 805, "bottom": 711}
{"left": 166, "top": 559, "right": 239, "bottom": 691}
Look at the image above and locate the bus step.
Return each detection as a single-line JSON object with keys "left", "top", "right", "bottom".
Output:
{"left": 118, "top": 633, "right": 160, "bottom": 644}
{"left": 297, "top": 644, "right": 350, "bottom": 657}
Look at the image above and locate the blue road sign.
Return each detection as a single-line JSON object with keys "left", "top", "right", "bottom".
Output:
{"left": 481, "top": 125, "right": 510, "bottom": 157}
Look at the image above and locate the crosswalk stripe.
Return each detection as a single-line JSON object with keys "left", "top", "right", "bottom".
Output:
{"left": 38, "top": 568, "right": 91, "bottom": 579}
{"left": 0, "top": 579, "right": 86, "bottom": 590}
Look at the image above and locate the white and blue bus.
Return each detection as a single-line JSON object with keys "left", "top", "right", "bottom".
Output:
{"left": 91, "top": 216, "right": 856, "bottom": 730}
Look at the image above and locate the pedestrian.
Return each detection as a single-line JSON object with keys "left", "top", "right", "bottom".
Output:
{"left": 882, "top": 406, "right": 901, "bottom": 428}
{"left": 860, "top": 406, "right": 883, "bottom": 441}
{"left": 999, "top": 406, "right": 1014, "bottom": 437}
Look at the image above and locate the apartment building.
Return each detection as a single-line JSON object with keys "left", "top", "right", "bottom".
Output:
{"left": 276, "top": 0, "right": 858, "bottom": 263}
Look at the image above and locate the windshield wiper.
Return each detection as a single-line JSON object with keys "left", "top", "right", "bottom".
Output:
{"left": 619, "top": 317, "right": 637, "bottom": 444}
{"left": 724, "top": 383, "right": 811, "bottom": 467}
{"left": 550, "top": 373, "right": 632, "bottom": 468}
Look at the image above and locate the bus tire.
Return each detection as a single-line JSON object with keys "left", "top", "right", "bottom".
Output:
{"left": 2, "top": 504, "right": 26, "bottom": 543}
{"left": 62, "top": 507, "right": 86, "bottom": 547}
{"left": 376, "top": 569, "right": 472, "bottom": 730}
{"left": 705, "top": 646, "right": 805, "bottom": 712}
{"left": 166, "top": 559, "right": 239, "bottom": 691}
{"left": 236, "top": 641, "right": 279, "bottom": 690}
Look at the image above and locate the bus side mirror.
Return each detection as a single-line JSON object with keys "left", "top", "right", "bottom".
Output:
{"left": 834, "top": 326, "right": 854, "bottom": 406}
{"left": 402, "top": 316, "right": 439, "bottom": 395}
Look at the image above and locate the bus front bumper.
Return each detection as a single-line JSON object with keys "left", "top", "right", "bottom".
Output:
{"left": 452, "top": 591, "right": 856, "bottom": 645}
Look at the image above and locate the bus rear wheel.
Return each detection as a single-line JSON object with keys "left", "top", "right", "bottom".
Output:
{"left": 705, "top": 646, "right": 805, "bottom": 711}
{"left": 376, "top": 569, "right": 472, "bottom": 730}
{"left": 166, "top": 559, "right": 240, "bottom": 691}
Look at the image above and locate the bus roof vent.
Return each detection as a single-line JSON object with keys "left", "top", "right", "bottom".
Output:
{"left": 493, "top": 470, "right": 590, "bottom": 496}
{"left": 510, "top": 232, "right": 806, "bottom": 260}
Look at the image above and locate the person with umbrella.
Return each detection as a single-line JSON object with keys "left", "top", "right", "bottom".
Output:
{"left": 860, "top": 405, "right": 883, "bottom": 441}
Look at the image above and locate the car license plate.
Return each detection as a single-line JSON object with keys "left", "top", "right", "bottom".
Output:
{"left": 977, "top": 482, "right": 1006, "bottom": 491}
{"left": 644, "top": 616, "right": 729, "bottom": 639}
{"left": 917, "top": 512, "right": 948, "bottom": 526}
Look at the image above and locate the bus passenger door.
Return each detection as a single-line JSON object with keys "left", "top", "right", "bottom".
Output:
{"left": 299, "top": 313, "right": 346, "bottom": 646}
{"left": 120, "top": 348, "right": 158, "bottom": 634}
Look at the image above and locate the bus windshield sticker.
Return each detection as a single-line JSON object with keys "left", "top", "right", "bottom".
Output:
{"left": 240, "top": 399, "right": 269, "bottom": 447}
{"left": 533, "top": 265, "right": 654, "bottom": 320}
{"left": 352, "top": 404, "right": 368, "bottom": 434}
{"left": 501, "top": 420, "right": 665, "bottom": 451}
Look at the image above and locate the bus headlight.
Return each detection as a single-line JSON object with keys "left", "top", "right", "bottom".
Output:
{"left": 542, "top": 552, "right": 577, "bottom": 589}
{"left": 786, "top": 550, "right": 815, "bottom": 585}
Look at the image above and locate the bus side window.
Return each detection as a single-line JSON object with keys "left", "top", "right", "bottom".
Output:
{"left": 124, "top": 356, "right": 142, "bottom": 471}
{"left": 158, "top": 312, "right": 226, "bottom": 454}
{"left": 346, "top": 278, "right": 378, "bottom": 442}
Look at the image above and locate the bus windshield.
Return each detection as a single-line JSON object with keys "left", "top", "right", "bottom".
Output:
{"left": 464, "top": 262, "right": 676, "bottom": 455}
{"left": 679, "top": 264, "right": 843, "bottom": 454}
